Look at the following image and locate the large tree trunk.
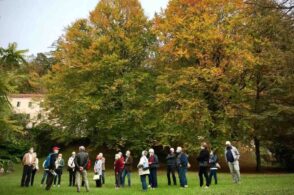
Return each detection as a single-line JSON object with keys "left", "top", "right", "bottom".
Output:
{"left": 254, "top": 136, "right": 261, "bottom": 172}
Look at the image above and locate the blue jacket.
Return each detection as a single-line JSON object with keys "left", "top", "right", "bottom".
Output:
{"left": 177, "top": 152, "right": 188, "bottom": 168}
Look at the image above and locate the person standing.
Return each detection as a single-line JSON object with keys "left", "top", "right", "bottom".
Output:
{"left": 54, "top": 153, "right": 65, "bottom": 187}
{"left": 30, "top": 152, "right": 39, "bottom": 186}
{"left": 209, "top": 149, "right": 219, "bottom": 185}
{"left": 67, "top": 151, "right": 76, "bottom": 187}
{"left": 122, "top": 150, "right": 133, "bottom": 187}
{"left": 41, "top": 158, "right": 48, "bottom": 187}
{"left": 137, "top": 150, "right": 150, "bottom": 192}
{"left": 74, "top": 146, "right": 90, "bottom": 192}
{"left": 94, "top": 154, "right": 103, "bottom": 187}
{"left": 225, "top": 141, "right": 241, "bottom": 184}
{"left": 166, "top": 148, "right": 177, "bottom": 186}
{"left": 148, "top": 148, "right": 159, "bottom": 189}
{"left": 197, "top": 142, "right": 210, "bottom": 188}
{"left": 45, "top": 146, "right": 59, "bottom": 191}
{"left": 99, "top": 153, "right": 106, "bottom": 184}
{"left": 176, "top": 146, "right": 188, "bottom": 188}
{"left": 21, "top": 147, "right": 36, "bottom": 187}
{"left": 114, "top": 153, "right": 124, "bottom": 189}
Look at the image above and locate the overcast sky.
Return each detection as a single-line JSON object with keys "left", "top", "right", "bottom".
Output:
{"left": 0, "top": 0, "right": 169, "bottom": 55}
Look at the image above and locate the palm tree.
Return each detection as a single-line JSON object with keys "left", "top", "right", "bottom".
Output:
{"left": 0, "top": 42, "right": 28, "bottom": 71}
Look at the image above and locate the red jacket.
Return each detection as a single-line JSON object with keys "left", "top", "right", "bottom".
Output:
{"left": 114, "top": 158, "right": 124, "bottom": 173}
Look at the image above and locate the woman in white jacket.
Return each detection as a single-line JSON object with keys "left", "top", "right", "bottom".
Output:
{"left": 94, "top": 154, "right": 103, "bottom": 187}
{"left": 137, "top": 150, "right": 150, "bottom": 192}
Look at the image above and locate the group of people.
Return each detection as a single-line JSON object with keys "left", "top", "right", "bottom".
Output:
{"left": 20, "top": 141, "right": 241, "bottom": 192}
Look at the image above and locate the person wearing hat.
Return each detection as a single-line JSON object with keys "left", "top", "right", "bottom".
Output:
{"left": 176, "top": 146, "right": 188, "bottom": 188}
{"left": 196, "top": 142, "right": 210, "bottom": 188}
{"left": 74, "top": 146, "right": 90, "bottom": 192}
{"left": 225, "top": 141, "right": 241, "bottom": 184}
{"left": 67, "top": 151, "right": 76, "bottom": 187}
{"left": 45, "top": 146, "right": 59, "bottom": 191}
{"left": 166, "top": 148, "right": 177, "bottom": 186}
{"left": 21, "top": 147, "right": 36, "bottom": 187}
{"left": 148, "top": 148, "right": 159, "bottom": 189}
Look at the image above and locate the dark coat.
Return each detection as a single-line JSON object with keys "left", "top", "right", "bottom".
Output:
{"left": 166, "top": 153, "right": 177, "bottom": 168}
{"left": 197, "top": 149, "right": 210, "bottom": 167}
{"left": 74, "top": 151, "right": 89, "bottom": 170}
{"left": 48, "top": 153, "right": 58, "bottom": 170}
{"left": 124, "top": 156, "right": 133, "bottom": 172}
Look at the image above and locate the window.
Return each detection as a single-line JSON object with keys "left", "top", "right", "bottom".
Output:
{"left": 16, "top": 102, "right": 21, "bottom": 107}
{"left": 28, "top": 102, "right": 33, "bottom": 108}
{"left": 37, "top": 113, "right": 42, "bottom": 120}
{"left": 26, "top": 114, "right": 30, "bottom": 120}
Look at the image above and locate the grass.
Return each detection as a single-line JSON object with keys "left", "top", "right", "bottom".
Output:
{"left": 0, "top": 165, "right": 293, "bottom": 195}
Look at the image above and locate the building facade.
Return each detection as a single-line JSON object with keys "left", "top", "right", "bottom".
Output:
{"left": 8, "top": 94, "right": 46, "bottom": 128}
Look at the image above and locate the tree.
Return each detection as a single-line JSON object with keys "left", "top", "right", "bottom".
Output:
{"left": 241, "top": 0, "right": 294, "bottom": 171}
{"left": 152, "top": 0, "right": 255, "bottom": 152}
{"left": 0, "top": 43, "right": 29, "bottom": 161}
{"left": 45, "top": 0, "right": 156, "bottom": 151}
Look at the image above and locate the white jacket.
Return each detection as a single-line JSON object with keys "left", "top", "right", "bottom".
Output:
{"left": 137, "top": 156, "right": 150, "bottom": 176}
{"left": 94, "top": 160, "right": 103, "bottom": 176}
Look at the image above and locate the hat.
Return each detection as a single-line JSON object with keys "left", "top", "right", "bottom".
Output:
{"left": 52, "top": 146, "right": 60, "bottom": 150}
{"left": 225, "top": 141, "right": 231, "bottom": 146}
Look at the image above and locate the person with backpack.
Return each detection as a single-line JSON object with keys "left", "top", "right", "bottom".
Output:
{"left": 148, "top": 148, "right": 159, "bottom": 189}
{"left": 137, "top": 150, "right": 150, "bottom": 192}
{"left": 74, "top": 146, "right": 90, "bottom": 192}
{"left": 122, "top": 150, "right": 133, "bottom": 187}
{"left": 176, "top": 146, "right": 188, "bottom": 188}
{"left": 67, "top": 151, "right": 76, "bottom": 187}
{"left": 30, "top": 152, "right": 39, "bottom": 186}
{"left": 209, "top": 148, "right": 219, "bottom": 185}
{"left": 166, "top": 148, "right": 177, "bottom": 186}
{"left": 45, "top": 146, "right": 59, "bottom": 191}
{"left": 21, "top": 147, "right": 36, "bottom": 187}
{"left": 54, "top": 153, "right": 65, "bottom": 187}
{"left": 197, "top": 142, "right": 210, "bottom": 188}
{"left": 225, "top": 141, "right": 241, "bottom": 184}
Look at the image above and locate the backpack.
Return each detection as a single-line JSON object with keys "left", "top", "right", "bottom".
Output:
{"left": 86, "top": 159, "right": 91, "bottom": 170}
{"left": 44, "top": 154, "right": 52, "bottom": 169}
{"left": 226, "top": 149, "right": 235, "bottom": 163}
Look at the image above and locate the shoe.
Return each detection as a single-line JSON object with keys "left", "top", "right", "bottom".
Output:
{"left": 205, "top": 186, "right": 209, "bottom": 189}
{"left": 184, "top": 185, "right": 188, "bottom": 188}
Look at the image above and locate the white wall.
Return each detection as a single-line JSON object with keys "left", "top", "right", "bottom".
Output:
{"left": 8, "top": 96, "right": 46, "bottom": 128}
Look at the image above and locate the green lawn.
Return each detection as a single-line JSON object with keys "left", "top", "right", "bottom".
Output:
{"left": 0, "top": 165, "right": 293, "bottom": 195}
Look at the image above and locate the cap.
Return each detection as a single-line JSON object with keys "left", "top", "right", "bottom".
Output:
{"left": 52, "top": 146, "right": 60, "bottom": 150}
{"left": 225, "top": 141, "right": 231, "bottom": 146}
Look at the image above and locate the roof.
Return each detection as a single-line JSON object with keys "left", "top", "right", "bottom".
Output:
{"left": 9, "top": 94, "right": 44, "bottom": 98}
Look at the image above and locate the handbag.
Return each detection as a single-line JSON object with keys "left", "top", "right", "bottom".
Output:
{"left": 93, "top": 174, "right": 100, "bottom": 180}
{"left": 187, "top": 162, "right": 191, "bottom": 168}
